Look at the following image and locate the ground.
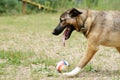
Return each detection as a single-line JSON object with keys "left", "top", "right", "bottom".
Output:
{"left": 0, "top": 13, "right": 120, "bottom": 80}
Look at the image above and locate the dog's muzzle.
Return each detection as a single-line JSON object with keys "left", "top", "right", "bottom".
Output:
{"left": 52, "top": 25, "right": 65, "bottom": 35}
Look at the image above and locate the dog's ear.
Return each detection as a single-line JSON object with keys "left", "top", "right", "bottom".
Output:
{"left": 69, "top": 8, "right": 82, "bottom": 17}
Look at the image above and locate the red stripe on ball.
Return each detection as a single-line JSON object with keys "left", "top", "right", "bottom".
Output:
{"left": 57, "top": 62, "right": 64, "bottom": 73}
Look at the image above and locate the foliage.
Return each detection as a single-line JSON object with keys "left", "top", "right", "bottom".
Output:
{"left": 0, "top": 0, "right": 22, "bottom": 15}
{"left": 0, "top": 0, "right": 120, "bottom": 15}
{"left": 84, "top": 0, "right": 120, "bottom": 10}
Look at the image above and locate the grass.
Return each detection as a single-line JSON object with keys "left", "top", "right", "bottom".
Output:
{"left": 0, "top": 12, "right": 120, "bottom": 80}
{"left": 0, "top": 50, "right": 34, "bottom": 65}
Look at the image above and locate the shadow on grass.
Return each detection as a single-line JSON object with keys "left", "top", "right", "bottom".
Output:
{"left": 79, "top": 70, "right": 120, "bottom": 77}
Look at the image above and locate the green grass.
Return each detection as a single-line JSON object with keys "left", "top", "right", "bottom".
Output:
{"left": 0, "top": 50, "right": 34, "bottom": 65}
{"left": 0, "top": 12, "right": 120, "bottom": 80}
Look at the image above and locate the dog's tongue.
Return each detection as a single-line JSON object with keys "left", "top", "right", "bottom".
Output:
{"left": 62, "top": 34, "right": 65, "bottom": 46}
{"left": 62, "top": 27, "right": 69, "bottom": 46}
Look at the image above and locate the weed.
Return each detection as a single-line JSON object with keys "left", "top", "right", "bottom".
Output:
{"left": 84, "top": 64, "right": 97, "bottom": 72}
{"left": 112, "top": 77, "right": 120, "bottom": 80}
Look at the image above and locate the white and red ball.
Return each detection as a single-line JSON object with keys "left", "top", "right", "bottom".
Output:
{"left": 56, "top": 60, "right": 70, "bottom": 73}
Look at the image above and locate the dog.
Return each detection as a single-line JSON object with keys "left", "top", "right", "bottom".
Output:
{"left": 52, "top": 8, "right": 120, "bottom": 77}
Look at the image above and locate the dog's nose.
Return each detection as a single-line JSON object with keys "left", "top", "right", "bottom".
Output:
{"left": 52, "top": 29, "right": 59, "bottom": 35}
{"left": 52, "top": 29, "right": 57, "bottom": 35}
{"left": 52, "top": 31, "right": 55, "bottom": 35}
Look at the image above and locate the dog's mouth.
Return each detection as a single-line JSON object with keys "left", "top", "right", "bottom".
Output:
{"left": 52, "top": 25, "right": 75, "bottom": 46}
{"left": 63, "top": 26, "right": 74, "bottom": 46}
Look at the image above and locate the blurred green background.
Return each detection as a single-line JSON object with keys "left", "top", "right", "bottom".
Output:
{"left": 0, "top": 0, "right": 120, "bottom": 15}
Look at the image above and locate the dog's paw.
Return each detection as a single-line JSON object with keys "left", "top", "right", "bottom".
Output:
{"left": 62, "top": 67, "right": 81, "bottom": 77}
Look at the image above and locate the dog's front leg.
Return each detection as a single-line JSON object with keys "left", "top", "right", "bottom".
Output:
{"left": 116, "top": 47, "right": 120, "bottom": 53}
{"left": 63, "top": 43, "right": 99, "bottom": 77}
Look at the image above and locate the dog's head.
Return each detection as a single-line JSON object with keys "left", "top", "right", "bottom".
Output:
{"left": 52, "top": 8, "right": 83, "bottom": 40}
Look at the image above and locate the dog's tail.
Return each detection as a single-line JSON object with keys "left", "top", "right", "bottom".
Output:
{"left": 62, "top": 67, "right": 81, "bottom": 77}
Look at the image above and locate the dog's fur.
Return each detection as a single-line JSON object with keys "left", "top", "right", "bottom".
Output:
{"left": 52, "top": 8, "right": 120, "bottom": 77}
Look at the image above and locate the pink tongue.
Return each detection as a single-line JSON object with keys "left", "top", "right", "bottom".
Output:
{"left": 62, "top": 27, "right": 69, "bottom": 46}
{"left": 62, "top": 34, "right": 65, "bottom": 46}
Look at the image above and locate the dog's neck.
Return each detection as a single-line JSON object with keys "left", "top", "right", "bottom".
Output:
{"left": 78, "top": 10, "right": 89, "bottom": 37}
{"left": 78, "top": 9, "right": 95, "bottom": 37}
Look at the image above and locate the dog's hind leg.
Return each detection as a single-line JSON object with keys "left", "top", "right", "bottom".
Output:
{"left": 116, "top": 47, "right": 120, "bottom": 53}
{"left": 63, "top": 42, "right": 99, "bottom": 77}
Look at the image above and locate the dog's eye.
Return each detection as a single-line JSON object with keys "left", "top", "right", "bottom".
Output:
{"left": 60, "top": 18, "right": 64, "bottom": 22}
{"left": 60, "top": 18, "right": 66, "bottom": 22}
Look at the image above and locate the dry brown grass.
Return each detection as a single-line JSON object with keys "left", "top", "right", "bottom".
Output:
{"left": 0, "top": 13, "right": 120, "bottom": 80}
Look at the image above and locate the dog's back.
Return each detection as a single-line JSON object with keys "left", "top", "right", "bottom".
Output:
{"left": 94, "top": 11, "right": 120, "bottom": 47}
{"left": 111, "top": 11, "right": 120, "bottom": 31}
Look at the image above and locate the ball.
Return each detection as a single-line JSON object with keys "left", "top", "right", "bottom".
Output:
{"left": 56, "top": 60, "right": 70, "bottom": 73}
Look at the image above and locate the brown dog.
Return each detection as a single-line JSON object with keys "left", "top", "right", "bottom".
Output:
{"left": 52, "top": 8, "right": 120, "bottom": 77}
